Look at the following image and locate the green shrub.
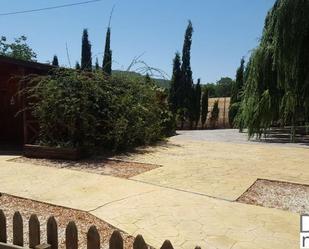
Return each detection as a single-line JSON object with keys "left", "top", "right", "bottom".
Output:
{"left": 24, "top": 69, "right": 174, "bottom": 151}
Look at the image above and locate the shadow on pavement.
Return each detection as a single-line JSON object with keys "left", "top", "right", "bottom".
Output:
{"left": 251, "top": 127, "right": 309, "bottom": 146}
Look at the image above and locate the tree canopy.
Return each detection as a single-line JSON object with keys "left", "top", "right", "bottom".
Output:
{"left": 194, "top": 79, "right": 202, "bottom": 128}
{"left": 236, "top": 0, "right": 309, "bottom": 139}
{"left": 168, "top": 21, "right": 198, "bottom": 129}
{"left": 169, "top": 52, "right": 182, "bottom": 113}
{"left": 95, "top": 58, "right": 100, "bottom": 70}
{"left": 229, "top": 58, "right": 245, "bottom": 126}
{"left": 81, "top": 29, "right": 92, "bottom": 71}
{"left": 0, "top": 35, "right": 37, "bottom": 61}
{"left": 181, "top": 20, "right": 194, "bottom": 124}
{"left": 203, "top": 77, "right": 234, "bottom": 98}
{"left": 52, "top": 55, "right": 59, "bottom": 67}
{"left": 23, "top": 69, "right": 174, "bottom": 150}
{"left": 201, "top": 88, "right": 209, "bottom": 128}
{"left": 102, "top": 27, "right": 112, "bottom": 75}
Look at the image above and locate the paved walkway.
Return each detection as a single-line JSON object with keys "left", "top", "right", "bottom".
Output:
{"left": 120, "top": 133, "right": 309, "bottom": 201}
{"left": 0, "top": 130, "right": 308, "bottom": 249}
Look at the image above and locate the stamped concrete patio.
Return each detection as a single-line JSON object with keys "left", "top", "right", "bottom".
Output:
{"left": 0, "top": 130, "right": 308, "bottom": 249}
{"left": 122, "top": 130, "right": 309, "bottom": 201}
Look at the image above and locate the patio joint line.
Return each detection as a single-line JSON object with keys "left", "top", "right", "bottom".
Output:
{"left": 87, "top": 189, "right": 157, "bottom": 212}
{"left": 128, "top": 178, "right": 234, "bottom": 202}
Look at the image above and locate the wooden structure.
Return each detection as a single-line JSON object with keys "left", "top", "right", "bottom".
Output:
{"left": 23, "top": 144, "right": 83, "bottom": 160}
{"left": 207, "top": 97, "right": 230, "bottom": 129}
{"left": 178, "top": 97, "right": 231, "bottom": 130}
{"left": 0, "top": 55, "right": 52, "bottom": 145}
{"left": 0, "top": 209, "right": 201, "bottom": 249}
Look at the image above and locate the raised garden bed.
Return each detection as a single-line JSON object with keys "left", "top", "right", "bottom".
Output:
{"left": 23, "top": 144, "right": 84, "bottom": 161}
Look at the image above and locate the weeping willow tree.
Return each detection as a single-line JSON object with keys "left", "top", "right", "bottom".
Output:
{"left": 236, "top": 0, "right": 309, "bottom": 140}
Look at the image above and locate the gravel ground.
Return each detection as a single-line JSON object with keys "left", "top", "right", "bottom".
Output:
{"left": 11, "top": 157, "right": 159, "bottom": 179}
{"left": 237, "top": 179, "right": 309, "bottom": 214}
{"left": 0, "top": 193, "right": 136, "bottom": 249}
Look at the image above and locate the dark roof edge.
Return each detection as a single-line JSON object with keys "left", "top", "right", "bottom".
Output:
{"left": 0, "top": 55, "right": 54, "bottom": 71}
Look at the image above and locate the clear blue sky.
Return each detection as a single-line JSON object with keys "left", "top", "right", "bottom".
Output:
{"left": 1, "top": 0, "right": 275, "bottom": 83}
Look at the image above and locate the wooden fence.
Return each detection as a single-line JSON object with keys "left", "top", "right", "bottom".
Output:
{"left": 178, "top": 97, "right": 231, "bottom": 130}
{"left": 0, "top": 210, "right": 201, "bottom": 249}
{"left": 207, "top": 97, "right": 230, "bottom": 129}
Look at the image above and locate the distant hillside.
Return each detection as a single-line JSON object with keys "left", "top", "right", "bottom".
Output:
{"left": 112, "top": 70, "right": 141, "bottom": 78}
{"left": 112, "top": 70, "right": 170, "bottom": 89}
{"left": 153, "top": 78, "right": 170, "bottom": 89}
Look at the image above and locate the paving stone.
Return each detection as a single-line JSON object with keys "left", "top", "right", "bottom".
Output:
{"left": 0, "top": 130, "right": 307, "bottom": 249}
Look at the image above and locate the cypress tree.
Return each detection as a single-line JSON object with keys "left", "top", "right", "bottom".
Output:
{"left": 210, "top": 100, "right": 220, "bottom": 128}
{"left": 201, "top": 88, "right": 209, "bottom": 128}
{"left": 194, "top": 79, "right": 202, "bottom": 128}
{"left": 52, "top": 55, "right": 59, "bottom": 67}
{"left": 229, "top": 58, "right": 245, "bottom": 126}
{"left": 102, "top": 27, "right": 112, "bottom": 75}
{"left": 169, "top": 52, "right": 182, "bottom": 113}
{"left": 145, "top": 73, "right": 151, "bottom": 84}
{"left": 75, "top": 61, "right": 81, "bottom": 70}
{"left": 231, "top": 58, "right": 245, "bottom": 103}
{"left": 181, "top": 21, "right": 194, "bottom": 106}
{"left": 179, "top": 20, "right": 194, "bottom": 128}
{"left": 95, "top": 57, "right": 100, "bottom": 70}
{"left": 188, "top": 87, "right": 196, "bottom": 129}
{"left": 169, "top": 21, "right": 195, "bottom": 129}
{"left": 81, "top": 29, "right": 92, "bottom": 71}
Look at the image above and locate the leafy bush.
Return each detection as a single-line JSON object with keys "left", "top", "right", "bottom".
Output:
{"left": 24, "top": 69, "right": 174, "bottom": 150}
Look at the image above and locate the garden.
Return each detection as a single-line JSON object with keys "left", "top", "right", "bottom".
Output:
{"left": 22, "top": 69, "right": 174, "bottom": 153}
{"left": 0, "top": 0, "right": 309, "bottom": 249}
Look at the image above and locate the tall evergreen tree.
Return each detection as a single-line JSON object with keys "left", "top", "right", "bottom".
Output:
{"left": 95, "top": 57, "right": 100, "bottom": 70}
{"left": 231, "top": 58, "right": 245, "bottom": 103}
{"left": 81, "top": 29, "right": 92, "bottom": 71}
{"left": 210, "top": 100, "right": 220, "bottom": 128}
{"left": 168, "top": 21, "right": 196, "bottom": 129}
{"left": 52, "top": 55, "right": 59, "bottom": 67}
{"left": 229, "top": 58, "right": 245, "bottom": 126}
{"left": 145, "top": 73, "right": 151, "bottom": 84}
{"left": 169, "top": 52, "right": 182, "bottom": 113}
{"left": 201, "top": 88, "right": 209, "bottom": 128}
{"left": 75, "top": 61, "right": 81, "bottom": 70}
{"left": 181, "top": 21, "right": 194, "bottom": 107}
{"left": 179, "top": 20, "right": 194, "bottom": 128}
{"left": 188, "top": 87, "right": 196, "bottom": 129}
{"left": 102, "top": 27, "right": 112, "bottom": 75}
{"left": 194, "top": 79, "right": 202, "bottom": 128}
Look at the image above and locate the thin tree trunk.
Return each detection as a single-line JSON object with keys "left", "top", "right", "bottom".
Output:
{"left": 290, "top": 116, "right": 296, "bottom": 143}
